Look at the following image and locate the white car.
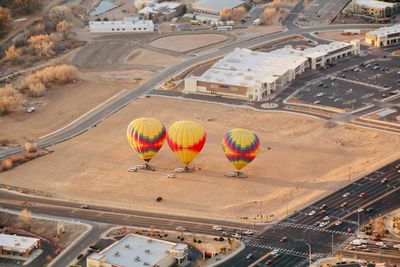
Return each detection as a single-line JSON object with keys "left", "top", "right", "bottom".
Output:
{"left": 357, "top": 208, "right": 365, "bottom": 213}
{"left": 167, "top": 174, "right": 176, "bottom": 178}
{"left": 323, "top": 216, "right": 330, "bottom": 221}
{"left": 128, "top": 167, "right": 137, "bottom": 172}
{"left": 308, "top": 210, "right": 316, "bottom": 216}
{"left": 393, "top": 244, "right": 400, "bottom": 250}
{"left": 319, "top": 221, "right": 328, "bottom": 227}
{"left": 335, "top": 220, "right": 342, "bottom": 226}
{"left": 176, "top": 226, "right": 185, "bottom": 231}
{"left": 26, "top": 106, "right": 36, "bottom": 113}
{"left": 271, "top": 249, "right": 280, "bottom": 256}
{"left": 243, "top": 230, "right": 253, "bottom": 235}
{"left": 342, "top": 192, "right": 350, "bottom": 198}
{"left": 212, "top": 225, "right": 222, "bottom": 231}
{"left": 232, "top": 233, "right": 241, "bottom": 238}
{"left": 376, "top": 242, "right": 387, "bottom": 247}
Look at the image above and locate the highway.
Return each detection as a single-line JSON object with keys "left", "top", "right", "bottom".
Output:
{"left": 219, "top": 160, "right": 400, "bottom": 267}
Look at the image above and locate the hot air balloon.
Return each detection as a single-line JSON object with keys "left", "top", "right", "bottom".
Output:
{"left": 222, "top": 128, "right": 260, "bottom": 177}
{"left": 127, "top": 118, "right": 166, "bottom": 170}
{"left": 167, "top": 121, "right": 206, "bottom": 171}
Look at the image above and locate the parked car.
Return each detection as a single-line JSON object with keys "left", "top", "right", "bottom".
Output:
{"left": 176, "top": 226, "right": 185, "bottom": 231}
{"left": 335, "top": 220, "right": 342, "bottom": 226}
{"left": 342, "top": 192, "right": 350, "bottom": 198}
{"left": 212, "top": 225, "right": 222, "bottom": 231}
{"left": 340, "top": 202, "right": 348, "bottom": 207}
{"left": 359, "top": 192, "right": 367, "bottom": 198}
{"left": 320, "top": 204, "right": 327, "bottom": 210}
{"left": 380, "top": 178, "right": 388, "bottom": 183}
{"left": 308, "top": 210, "right": 316, "bottom": 216}
{"left": 280, "top": 236, "right": 287, "bottom": 242}
{"left": 26, "top": 106, "right": 36, "bottom": 113}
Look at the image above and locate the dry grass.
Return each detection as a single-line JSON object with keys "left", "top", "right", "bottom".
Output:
{"left": 0, "top": 84, "right": 23, "bottom": 115}
{"left": 24, "top": 142, "right": 37, "bottom": 153}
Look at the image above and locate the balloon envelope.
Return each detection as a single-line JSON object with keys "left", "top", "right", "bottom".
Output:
{"left": 222, "top": 128, "right": 260, "bottom": 170}
{"left": 127, "top": 118, "right": 166, "bottom": 162}
{"left": 167, "top": 121, "right": 206, "bottom": 166}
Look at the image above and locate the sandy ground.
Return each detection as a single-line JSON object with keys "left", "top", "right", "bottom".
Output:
{"left": 1, "top": 97, "right": 400, "bottom": 221}
{"left": 315, "top": 30, "right": 370, "bottom": 42}
{"left": 151, "top": 34, "right": 228, "bottom": 53}
{"left": 124, "top": 48, "right": 182, "bottom": 66}
{"left": 0, "top": 69, "right": 154, "bottom": 144}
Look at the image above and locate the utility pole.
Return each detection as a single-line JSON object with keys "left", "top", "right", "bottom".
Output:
{"left": 305, "top": 242, "right": 312, "bottom": 267}
{"left": 331, "top": 234, "right": 334, "bottom": 256}
{"left": 348, "top": 166, "right": 351, "bottom": 182}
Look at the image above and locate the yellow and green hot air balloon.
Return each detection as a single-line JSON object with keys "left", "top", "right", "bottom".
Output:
{"left": 222, "top": 128, "right": 260, "bottom": 175}
{"left": 127, "top": 118, "right": 166, "bottom": 168}
{"left": 167, "top": 121, "right": 206, "bottom": 169}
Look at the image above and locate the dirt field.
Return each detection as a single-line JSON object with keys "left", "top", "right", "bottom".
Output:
{"left": 315, "top": 30, "right": 370, "bottom": 42}
{"left": 0, "top": 69, "right": 154, "bottom": 144}
{"left": 1, "top": 97, "right": 400, "bottom": 221}
{"left": 124, "top": 48, "right": 182, "bottom": 66}
{"left": 150, "top": 34, "right": 228, "bottom": 53}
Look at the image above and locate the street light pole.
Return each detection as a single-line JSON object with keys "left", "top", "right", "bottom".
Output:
{"left": 305, "top": 242, "right": 312, "bottom": 266}
{"left": 331, "top": 234, "right": 334, "bottom": 256}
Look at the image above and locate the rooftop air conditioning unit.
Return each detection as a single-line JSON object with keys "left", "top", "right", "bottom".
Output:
{"left": 125, "top": 244, "right": 130, "bottom": 249}
{"left": 135, "top": 256, "right": 141, "bottom": 261}
{"left": 147, "top": 239, "right": 152, "bottom": 243}
{"left": 115, "top": 251, "right": 120, "bottom": 257}
{"left": 145, "top": 249, "right": 150, "bottom": 254}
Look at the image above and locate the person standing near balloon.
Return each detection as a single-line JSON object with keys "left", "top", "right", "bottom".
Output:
{"left": 127, "top": 117, "right": 166, "bottom": 171}
{"left": 222, "top": 128, "right": 260, "bottom": 178}
{"left": 167, "top": 120, "right": 206, "bottom": 172}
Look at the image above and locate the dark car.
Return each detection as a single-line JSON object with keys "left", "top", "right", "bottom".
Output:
{"left": 266, "top": 259, "right": 273, "bottom": 265}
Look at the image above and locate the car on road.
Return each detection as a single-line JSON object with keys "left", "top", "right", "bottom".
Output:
{"left": 366, "top": 207, "right": 374, "bottom": 213}
{"left": 313, "top": 100, "right": 321, "bottom": 104}
{"left": 246, "top": 253, "right": 253, "bottom": 260}
{"left": 243, "top": 230, "right": 253, "bottom": 235}
{"left": 308, "top": 210, "right": 316, "bottom": 216}
{"left": 167, "top": 174, "right": 176, "bottom": 178}
{"left": 314, "top": 221, "right": 321, "bottom": 226}
{"left": 232, "top": 233, "right": 242, "bottom": 238}
{"left": 393, "top": 244, "right": 400, "bottom": 250}
{"left": 222, "top": 231, "right": 229, "bottom": 237}
{"left": 380, "top": 178, "right": 389, "bottom": 183}
{"left": 271, "top": 249, "right": 280, "bottom": 256}
{"left": 280, "top": 236, "right": 287, "bottom": 242}
{"left": 323, "top": 216, "right": 330, "bottom": 221}
{"left": 266, "top": 259, "right": 273, "bottom": 265}
{"left": 320, "top": 204, "right": 327, "bottom": 210}
{"left": 376, "top": 242, "right": 388, "bottom": 248}
{"left": 128, "top": 167, "right": 137, "bottom": 172}
{"left": 359, "top": 192, "right": 367, "bottom": 198}
{"left": 342, "top": 192, "right": 350, "bottom": 198}
{"left": 335, "top": 220, "right": 342, "bottom": 226}
{"left": 357, "top": 208, "right": 365, "bottom": 213}
{"left": 176, "top": 226, "right": 185, "bottom": 231}
{"left": 319, "top": 221, "right": 329, "bottom": 227}
{"left": 319, "top": 209, "right": 327, "bottom": 215}
{"left": 358, "top": 245, "right": 368, "bottom": 250}
{"left": 212, "top": 225, "right": 222, "bottom": 231}
{"left": 340, "top": 202, "right": 348, "bottom": 207}
{"left": 80, "top": 204, "right": 89, "bottom": 209}
{"left": 273, "top": 253, "right": 281, "bottom": 259}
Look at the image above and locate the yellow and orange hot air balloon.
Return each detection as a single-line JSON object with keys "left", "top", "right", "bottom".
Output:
{"left": 167, "top": 121, "right": 206, "bottom": 168}
{"left": 127, "top": 118, "right": 166, "bottom": 165}
{"left": 222, "top": 128, "right": 260, "bottom": 173}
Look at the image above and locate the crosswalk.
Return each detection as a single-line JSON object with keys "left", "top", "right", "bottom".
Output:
{"left": 276, "top": 222, "right": 354, "bottom": 235}
{"left": 245, "top": 242, "right": 325, "bottom": 259}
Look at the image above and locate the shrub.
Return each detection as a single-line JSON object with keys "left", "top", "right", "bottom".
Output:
{"left": 180, "top": 237, "right": 184, "bottom": 241}
{"left": 56, "top": 20, "right": 71, "bottom": 39}
{"left": 22, "top": 64, "right": 78, "bottom": 92}
{"left": 44, "top": 5, "right": 72, "bottom": 30}
{"left": 218, "top": 237, "right": 224, "bottom": 242}
{"left": 5, "top": 45, "right": 21, "bottom": 61}
{"left": 214, "top": 237, "right": 218, "bottom": 241}
{"left": 28, "top": 34, "right": 54, "bottom": 57}
{"left": 197, "top": 240, "right": 201, "bottom": 243}
{"left": 24, "top": 142, "right": 37, "bottom": 153}
{"left": 27, "top": 81, "right": 46, "bottom": 97}
{"left": 193, "top": 239, "right": 197, "bottom": 243}
{"left": 0, "top": 159, "right": 13, "bottom": 171}
{"left": 0, "top": 84, "right": 23, "bottom": 115}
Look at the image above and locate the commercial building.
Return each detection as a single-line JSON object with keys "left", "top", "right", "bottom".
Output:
{"left": 192, "top": 0, "right": 245, "bottom": 22}
{"left": 89, "top": 17, "right": 154, "bottom": 33}
{"left": 0, "top": 234, "right": 40, "bottom": 258}
{"left": 138, "top": 2, "right": 185, "bottom": 23}
{"left": 185, "top": 40, "right": 360, "bottom": 101}
{"left": 365, "top": 24, "right": 400, "bottom": 47}
{"left": 350, "top": 0, "right": 400, "bottom": 20}
{"left": 87, "top": 234, "right": 188, "bottom": 267}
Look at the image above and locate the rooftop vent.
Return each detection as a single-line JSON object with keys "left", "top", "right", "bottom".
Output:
{"left": 145, "top": 249, "right": 150, "bottom": 254}
{"left": 15, "top": 242, "right": 20, "bottom": 246}
{"left": 144, "top": 263, "right": 151, "bottom": 266}
{"left": 135, "top": 256, "right": 141, "bottom": 262}
{"left": 125, "top": 244, "right": 130, "bottom": 249}
{"left": 147, "top": 239, "right": 152, "bottom": 243}
{"left": 115, "top": 251, "right": 120, "bottom": 257}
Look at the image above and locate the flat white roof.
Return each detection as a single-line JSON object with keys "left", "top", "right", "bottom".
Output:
{"left": 192, "top": 0, "right": 245, "bottom": 11}
{"left": 139, "top": 2, "right": 182, "bottom": 14}
{"left": 0, "top": 234, "right": 39, "bottom": 251}
{"left": 367, "top": 23, "right": 400, "bottom": 37}
{"left": 270, "top": 41, "right": 354, "bottom": 58}
{"left": 88, "top": 234, "right": 186, "bottom": 267}
{"left": 353, "top": 0, "right": 397, "bottom": 9}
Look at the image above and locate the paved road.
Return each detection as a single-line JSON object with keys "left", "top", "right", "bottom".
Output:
{"left": 218, "top": 160, "right": 400, "bottom": 267}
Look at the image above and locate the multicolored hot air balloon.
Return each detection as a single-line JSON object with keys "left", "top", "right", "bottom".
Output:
{"left": 127, "top": 118, "right": 166, "bottom": 164}
{"left": 167, "top": 121, "right": 206, "bottom": 167}
{"left": 222, "top": 128, "right": 260, "bottom": 172}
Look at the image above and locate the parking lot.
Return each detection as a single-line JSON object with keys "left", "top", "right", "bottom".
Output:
{"left": 336, "top": 60, "right": 400, "bottom": 91}
{"left": 292, "top": 77, "right": 379, "bottom": 111}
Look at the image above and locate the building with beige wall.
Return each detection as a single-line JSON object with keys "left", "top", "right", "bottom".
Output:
{"left": 0, "top": 234, "right": 40, "bottom": 259}
{"left": 365, "top": 24, "right": 400, "bottom": 47}
{"left": 350, "top": 0, "right": 400, "bottom": 20}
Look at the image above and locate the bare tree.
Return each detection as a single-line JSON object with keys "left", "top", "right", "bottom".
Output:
{"left": 0, "top": 84, "right": 23, "bottom": 115}
{"left": 0, "top": 7, "right": 12, "bottom": 35}
{"left": 45, "top": 5, "right": 72, "bottom": 30}
{"left": 28, "top": 34, "right": 54, "bottom": 57}
{"left": 232, "top": 6, "right": 246, "bottom": 22}
{"left": 5, "top": 45, "right": 21, "bottom": 61}
{"left": 19, "top": 208, "right": 32, "bottom": 230}
{"left": 56, "top": 20, "right": 72, "bottom": 39}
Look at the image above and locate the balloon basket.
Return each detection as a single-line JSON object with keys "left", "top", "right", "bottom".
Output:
{"left": 175, "top": 166, "right": 195, "bottom": 173}
{"left": 225, "top": 171, "right": 248, "bottom": 178}
{"left": 134, "top": 163, "right": 155, "bottom": 171}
